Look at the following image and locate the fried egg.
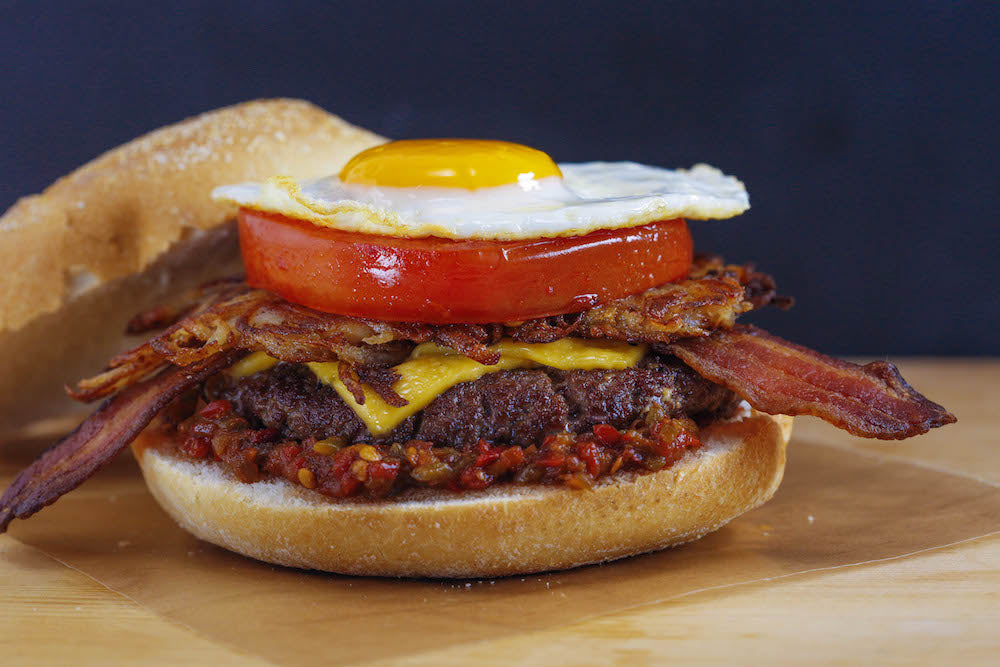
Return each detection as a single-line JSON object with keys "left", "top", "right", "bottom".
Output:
{"left": 212, "top": 139, "right": 748, "bottom": 240}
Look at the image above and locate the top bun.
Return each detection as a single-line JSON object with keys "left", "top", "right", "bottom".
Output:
{"left": 0, "top": 99, "right": 386, "bottom": 435}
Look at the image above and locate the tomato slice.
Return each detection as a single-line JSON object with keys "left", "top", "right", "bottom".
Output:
{"left": 238, "top": 209, "right": 693, "bottom": 324}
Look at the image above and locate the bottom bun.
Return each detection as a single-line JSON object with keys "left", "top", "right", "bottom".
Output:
{"left": 133, "top": 410, "right": 793, "bottom": 578}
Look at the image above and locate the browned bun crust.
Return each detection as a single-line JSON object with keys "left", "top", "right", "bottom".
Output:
{"left": 0, "top": 99, "right": 386, "bottom": 435}
{"left": 132, "top": 411, "right": 793, "bottom": 578}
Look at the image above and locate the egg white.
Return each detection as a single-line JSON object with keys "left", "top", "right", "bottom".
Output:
{"left": 212, "top": 162, "right": 748, "bottom": 240}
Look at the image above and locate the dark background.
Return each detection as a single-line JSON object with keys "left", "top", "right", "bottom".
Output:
{"left": 2, "top": 1, "right": 997, "bottom": 355}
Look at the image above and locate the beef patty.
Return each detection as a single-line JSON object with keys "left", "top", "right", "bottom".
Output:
{"left": 206, "top": 353, "right": 738, "bottom": 449}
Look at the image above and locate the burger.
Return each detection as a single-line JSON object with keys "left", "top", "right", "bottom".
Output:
{"left": 0, "top": 100, "right": 955, "bottom": 577}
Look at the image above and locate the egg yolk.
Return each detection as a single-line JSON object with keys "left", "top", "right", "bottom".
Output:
{"left": 338, "top": 139, "right": 562, "bottom": 190}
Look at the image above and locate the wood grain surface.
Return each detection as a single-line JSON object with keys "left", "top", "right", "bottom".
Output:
{"left": 1, "top": 359, "right": 997, "bottom": 665}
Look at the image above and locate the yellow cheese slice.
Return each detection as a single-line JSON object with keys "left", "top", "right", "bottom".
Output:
{"left": 226, "top": 339, "right": 646, "bottom": 436}
{"left": 227, "top": 351, "right": 280, "bottom": 378}
{"left": 308, "top": 338, "right": 646, "bottom": 435}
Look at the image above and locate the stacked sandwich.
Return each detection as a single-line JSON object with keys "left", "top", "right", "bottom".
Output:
{"left": 0, "top": 101, "right": 953, "bottom": 577}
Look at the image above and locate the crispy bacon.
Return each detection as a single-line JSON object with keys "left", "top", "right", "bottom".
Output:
{"left": 0, "top": 256, "right": 953, "bottom": 532}
{"left": 355, "top": 365, "right": 407, "bottom": 407}
{"left": 571, "top": 271, "right": 750, "bottom": 342}
{"left": 336, "top": 361, "right": 367, "bottom": 405}
{"left": 690, "top": 254, "right": 794, "bottom": 311}
{"left": 70, "top": 258, "right": 778, "bottom": 404}
{"left": 669, "top": 325, "right": 956, "bottom": 439}
{"left": 69, "top": 288, "right": 414, "bottom": 403}
{"left": 0, "top": 352, "right": 239, "bottom": 533}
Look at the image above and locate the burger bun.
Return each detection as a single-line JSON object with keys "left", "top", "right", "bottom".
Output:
{"left": 133, "top": 409, "right": 792, "bottom": 578}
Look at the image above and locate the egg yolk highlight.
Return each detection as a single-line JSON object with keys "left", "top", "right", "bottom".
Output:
{"left": 338, "top": 139, "right": 562, "bottom": 190}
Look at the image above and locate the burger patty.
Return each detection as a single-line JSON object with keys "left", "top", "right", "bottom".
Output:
{"left": 206, "top": 353, "right": 739, "bottom": 449}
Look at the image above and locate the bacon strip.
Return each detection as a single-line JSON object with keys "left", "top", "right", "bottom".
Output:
{"left": 669, "top": 325, "right": 956, "bottom": 439}
{"left": 0, "top": 353, "right": 238, "bottom": 532}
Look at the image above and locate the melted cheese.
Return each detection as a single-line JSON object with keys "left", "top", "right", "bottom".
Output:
{"left": 308, "top": 339, "right": 646, "bottom": 435}
{"left": 227, "top": 351, "right": 280, "bottom": 378}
